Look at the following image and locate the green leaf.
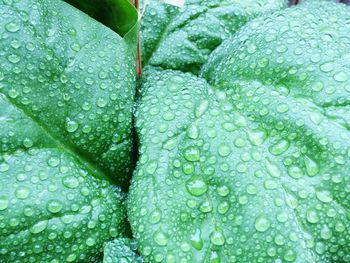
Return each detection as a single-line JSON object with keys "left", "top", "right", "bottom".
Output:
{"left": 141, "top": 0, "right": 288, "bottom": 73}
{"left": 129, "top": 1, "right": 350, "bottom": 262}
{"left": 0, "top": 0, "right": 137, "bottom": 262}
{"left": 103, "top": 238, "right": 142, "bottom": 263}
{"left": 64, "top": 0, "right": 138, "bottom": 40}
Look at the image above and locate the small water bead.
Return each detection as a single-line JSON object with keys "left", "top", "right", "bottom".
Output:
{"left": 304, "top": 156, "right": 319, "bottom": 177}
{"left": 0, "top": 196, "right": 9, "bottom": 210}
{"left": 218, "top": 144, "right": 231, "bottom": 157}
{"left": 195, "top": 100, "right": 209, "bottom": 117}
{"left": 23, "top": 138, "right": 34, "bottom": 148}
{"left": 154, "top": 230, "right": 168, "bottom": 246}
{"left": 306, "top": 209, "right": 319, "bottom": 224}
{"left": 62, "top": 176, "right": 79, "bottom": 189}
{"left": 265, "top": 160, "right": 281, "bottom": 178}
{"left": 269, "top": 140, "right": 289, "bottom": 155}
{"left": 199, "top": 199, "right": 212, "bottom": 213}
{"left": 288, "top": 166, "right": 303, "bottom": 179}
{"left": 66, "top": 119, "right": 79, "bottom": 133}
{"left": 7, "top": 54, "right": 21, "bottom": 64}
{"left": 15, "top": 186, "right": 30, "bottom": 199}
{"left": 191, "top": 229, "right": 203, "bottom": 250}
{"left": 47, "top": 200, "right": 63, "bottom": 213}
{"left": 186, "top": 176, "right": 208, "bottom": 196}
{"left": 255, "top": 214, "right": 271, "bottom": 232}
{"left": 30, "top": 220, "right": 48, "bottom": 234}
{"left": 320, "top": 62, "right": 334, "bottom": 72}
{"left": 149, "top": 209, "right": 161, "bottom": 224}
{"left": 146, "top": 161, "right": 158, "bottom": 174}
{"left": 315, "top": 190, "right": 332, "bottom": 203}
{"left": 187, "top": 124, "right": 199, "bottom": 139}
{"left": 86, "top": 237, "right": 96, "bottom": 247}
{"left": 47, "top": 156, "right": 60, "bottom": 167}
{"left": 5, "top": 22, "right": 20, "bottom": 32}
{"left": 333, "top": 71, "right": 348, "bottom": 82}
{"left": 0, "top": 163, "right": 9, "bottom": 172}
{"left": 97, "top": 98, "right": 108, "bottom": 108}
{"left": 217, "top": 185, "right": 229, "bottom": 197}
{"left": 283, "top": 249, "right": 296, "bottom": 262}
{"left": 210, "top": 229, "right": 225, "bottom": 246}
{"left": 183, "top": 146, "right": 200, "bottom": 162}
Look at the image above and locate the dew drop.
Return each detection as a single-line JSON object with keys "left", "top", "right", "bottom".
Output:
{"left": 5, "top": 22, "right": 20, "bottom": 32}
{"left": 186, "top": 176, "right": 208, "bottom": 196}
{"left": 255, "top": 214, "right": 271, "bottom": 232}
{"left": 0, "top": 196, "right": 9, "bottom": 210}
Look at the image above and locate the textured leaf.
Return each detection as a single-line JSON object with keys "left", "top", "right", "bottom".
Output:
{"left": 141, "top": 0, "right": 288, "bottom": 72}
{"left": 103, "top": 238, "right": 142, "bottom": 263}
{"left": 129, "top": 1, "right": 350, "bottom": 262}
{"left": 0, "top": 0, "right": 137, "bottom": 262}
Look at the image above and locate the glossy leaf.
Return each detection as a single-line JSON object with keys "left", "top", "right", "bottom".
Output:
{"left": 0, "top": 0, "right": 137, "bottom": 262}
{"left": 129, "top": 1, "right": 350, "bottom": 262}
{"left": 141, "top": 0, "right": 288, "bottom": 72}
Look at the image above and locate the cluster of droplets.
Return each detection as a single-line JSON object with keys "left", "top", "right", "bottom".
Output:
{"left": 1, "top": 0, "right": 135, "bottom": 185}
{"left": 130, "top": 3, "right": 350, "bottom": 257}
{"left": 143, "top": 0, "right": 287, "bottom": 73}
{"left": 0, "top": 148, "right": 125, "bottom": 262}
{"left": 0, "top": 0, "right": 136, "bottom": 262}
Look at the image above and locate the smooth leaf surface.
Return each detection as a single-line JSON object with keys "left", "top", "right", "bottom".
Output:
{"left": 141, "top": 0, "right": 288, "bottom": 72}
{"left": 103, "top": 238, "right": 142, "bottom": 263}
{"left": 129, "top": 1, "right": 350, "bottom": 262}
{"left": 0, "top": 0, "right": 137, "bottom": 262}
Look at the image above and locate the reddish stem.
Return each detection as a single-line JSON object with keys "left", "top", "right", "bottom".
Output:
{"left": 130, "top": 0, "right": 142, "bottom": 76}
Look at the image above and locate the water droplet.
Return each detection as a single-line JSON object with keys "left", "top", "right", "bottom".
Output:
{"left": 5, "top": 22, "right": 20, "bottom": 32}
{"left": 47, "top": 156, "right": 60, "bottom": 167}
{"left": 7, "top": 54, "right": 20, "bottom": 64}
{"left": 47, "top": 200, "right": 63, "bottom": 213}
{"left": 265, "top": 160, "right": 281, "bottom": 178}
{"left": 97, "top": 98, "right": 108, "bottom": 108}
{"left": 316, "top": 190, "right": 332, "bottom": 203}
{"left": 269, "top": 140, "right": 289, "bottom": 155}
{"left": 304, "top": 156, "right": 319, "bottom": 177}
{"left": 210, "top": 229, "right": 225, "bottom": 246}
{"left": 218, "top": 144, "right": 231, "bottom": 157}
{"left": 86, "top": 237, "right": 96, "bottom": 247}
{"left": 15, "top": 186, "right": 30, "bottom": 199}
{"left": 255, "top": 214, "right": 271, "bottom": 232}
{"left": 0, "top": 196, "right": 9, "bottom": 210}
{"left": 186, "top": 176, "right": 208, "bottom": 196}
{"left": 149, "top": 209, "right": 161, "bottom": 224}
{"left": 184, "top": 146, "right": 200, "bottom": 162}
{"left": 62, "top": 176, "right": 79, "bottom": 189}
{"left": 0, "top": 163, "right": 9, "bottom": 172}
{"left": 306, "top": 209, "right": 319, "bottom": 223}
{"left": 195, "top": 100, "right": 209, "bottom": 117}
{"left": 154, "top": 230, "right": 168, "bottom": 246}
{"left": 191, "top": 229, "right": 203, "bottom": 250}
{"left": 334, "top": 72, "right": 348, "bottom": 82}
{"left": 283, "top": 249, "right": 296, "bottom": 262}
{"left": 30, "top": 220, "right": 48, "bottom": 234}
{"left": 288, "top": 166, "right": 303, "bottom": 179}
{"left": 187, "top": 123, "right": 199, "bottom": 139}
{"left": 66, "top": 119, "right": 79, "bottom": 133}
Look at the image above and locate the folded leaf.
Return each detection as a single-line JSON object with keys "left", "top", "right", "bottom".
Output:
{"left": 129, "top": 1, "right": 350, "bottom": 262}
{"left": 0, "top": 0, "right": 137, "bottom": 262}
{"left": 141, "top": 0, "right": 288, "bottom": 72}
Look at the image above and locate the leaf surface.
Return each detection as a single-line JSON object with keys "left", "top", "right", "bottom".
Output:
{"left": 129, "top": 1, "right": 350, "bottom": 262}
{"left": 0, "top": 0, "right": 137, "bottom": 262}
{"left": 141, "top": 0, "right": 288, "bottom": 72}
